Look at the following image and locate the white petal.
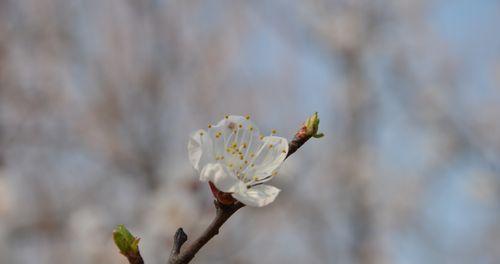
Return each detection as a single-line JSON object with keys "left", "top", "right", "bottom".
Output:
{"left": 214, "top": 115, "right": 260, "bottom": 136}
{"left": 210, "top": 115, "right": 261, "bottom": 174}
{"left": 200, "top": 163, "right": 242, "bottom": 193}
{"left": 251, "top": 136, "right": 288, "bottom": 180}
{"left": 232, "top": 184, "right": 281, "bottom": 207}
{"left": 188, "top": 129, "right": 214, "bottom": 171}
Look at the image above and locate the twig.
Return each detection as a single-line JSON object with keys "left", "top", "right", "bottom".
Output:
{"left": 167, "top": 201, "right": 244, "bottom": 264}
{"left": 124, "top": 252, "right": 145, "bottom": 264}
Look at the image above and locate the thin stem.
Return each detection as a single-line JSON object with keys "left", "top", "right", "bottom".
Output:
{"left": 124, "top": 251, "right": 144, "bottom": 264}
{"left": 167, "top": 201, "right": 244, "bottom": 264}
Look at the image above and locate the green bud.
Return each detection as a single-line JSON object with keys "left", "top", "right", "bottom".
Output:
{"left": 305, "top": 112, "right": 324, "bottom": 138}
{"left": 113, "top": 224, "right": 140, "bottom": 255}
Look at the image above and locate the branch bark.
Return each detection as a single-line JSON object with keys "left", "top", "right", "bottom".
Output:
{"left": 124, "top": 252, "right": 144, "bottom": 264}
{"left": 167, "top": 201, "right": 244, "bottom": 264}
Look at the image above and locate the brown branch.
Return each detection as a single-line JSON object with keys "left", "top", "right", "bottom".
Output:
{"left": 167, "top": 201, "right": 244, "bottom": 264}
{"left": 124, "top": 251, "right": 145, "bottom": 264}
{"left": 286, "top": 126, "right": 312, "bottom": 159}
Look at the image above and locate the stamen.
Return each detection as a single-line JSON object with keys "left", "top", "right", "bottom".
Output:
{"left": 199, "top": 132, "right": 204, "bottom": 136}
{"left": 238, "top": 124, "right": 243, "bottom": 128}
{"left": 223, "top": 126, "right": 235, "bottom": 150}
{"left": 245, "top": 115, "right": 250, "bottom": 120}
{"left": 271, "top": 129, "right": 277, "bottom": 135}
{"left": 225, "top": 115, "right": 229, "bottom": 119}
{"left": 208, "top": 124, "right": 212, "bottom": 128}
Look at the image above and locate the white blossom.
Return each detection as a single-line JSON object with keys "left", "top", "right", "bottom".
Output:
{"left": 188, "top": 115, "right": 288, "bottom": 207}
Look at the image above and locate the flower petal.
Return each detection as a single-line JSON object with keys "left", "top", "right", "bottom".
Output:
{"left": 188, "top": 129, "right": 214, "bottom": 171}
{"left": 200, "top": 163, "right": 242, "bottom": 193}
{"left": 250, "top": 136, "right": 288, "bottom": 180}
{"left": 209, "top": 115, "right": 261, "bottom": 175}
{"left": 214, "top": 115, "right": 260, "bottom": 136}
{"left": 232, "top": 184, "right": 281, "bottom": 207}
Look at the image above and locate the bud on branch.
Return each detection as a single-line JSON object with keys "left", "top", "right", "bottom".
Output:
{"left": 287, "top": 112, "right": 324, "bottom": 158}
{"left": 113, "top": 225, "right": 144, "bottom": 264}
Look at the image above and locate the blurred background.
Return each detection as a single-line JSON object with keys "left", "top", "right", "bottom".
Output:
{"left": 0, "top": 0, "right": 499, "bottom": 263}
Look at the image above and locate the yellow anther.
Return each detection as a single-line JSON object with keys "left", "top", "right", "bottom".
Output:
{"left": 239, "top": 166, "right": 243, "bottom": 170}
{"left": 208, "top": 124, "right": 212, "bottom": 128}
{"left": 250, "top": 153, "right": 255, "bottom": 158}
{"left": 240, "top": 155, "right": 244, "bottom": 160}
{"left": 226, "top": 148, "right": 231, "bottom": 153}
{"left": 249, "top": 126, "right": 253, "bottom": 131}
{"left": 253, "top": 176, "right": 258, "bottom": 181}
{"left": 232, "top": 143, "right": 237, "bottom": 148}
{"left": 251, "top": 164, "right": 255, "bottom": 167}
{"left": 269, "top": 144, "right": 274, "bottom": 149}
{"left": 282, "top": 150, "right": 286, "bottom": 154}
{"left": 242, "top": 143, "right": 247, "bottom": 148}
{"left": 271, "top": 129, "right": 277, "bottom": 134}
{"left": 238, "top": 124, "right": 242, "bottom": 129}
{"left": 228, "top": 163, "right": 233, "bottom": 168}
{"left": 244, "top": 160, "right": 248, "bottom": 164}
{"left": 245, "top": 115, "right": 250, "bottom": 120}
{"left": 259, "top": 135, "right": 264, "bottom": 140}
{"left": 220, "top": 156, "right": 224, "bottom": 160}
{"left": 225, "top": 115, "right": 229, "bottom": 119}
{"left": 199, "top": 132, "right": 204, "bottom": 136}
{"left": 272, "top": 171, "right": 278, "bottom": 176}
